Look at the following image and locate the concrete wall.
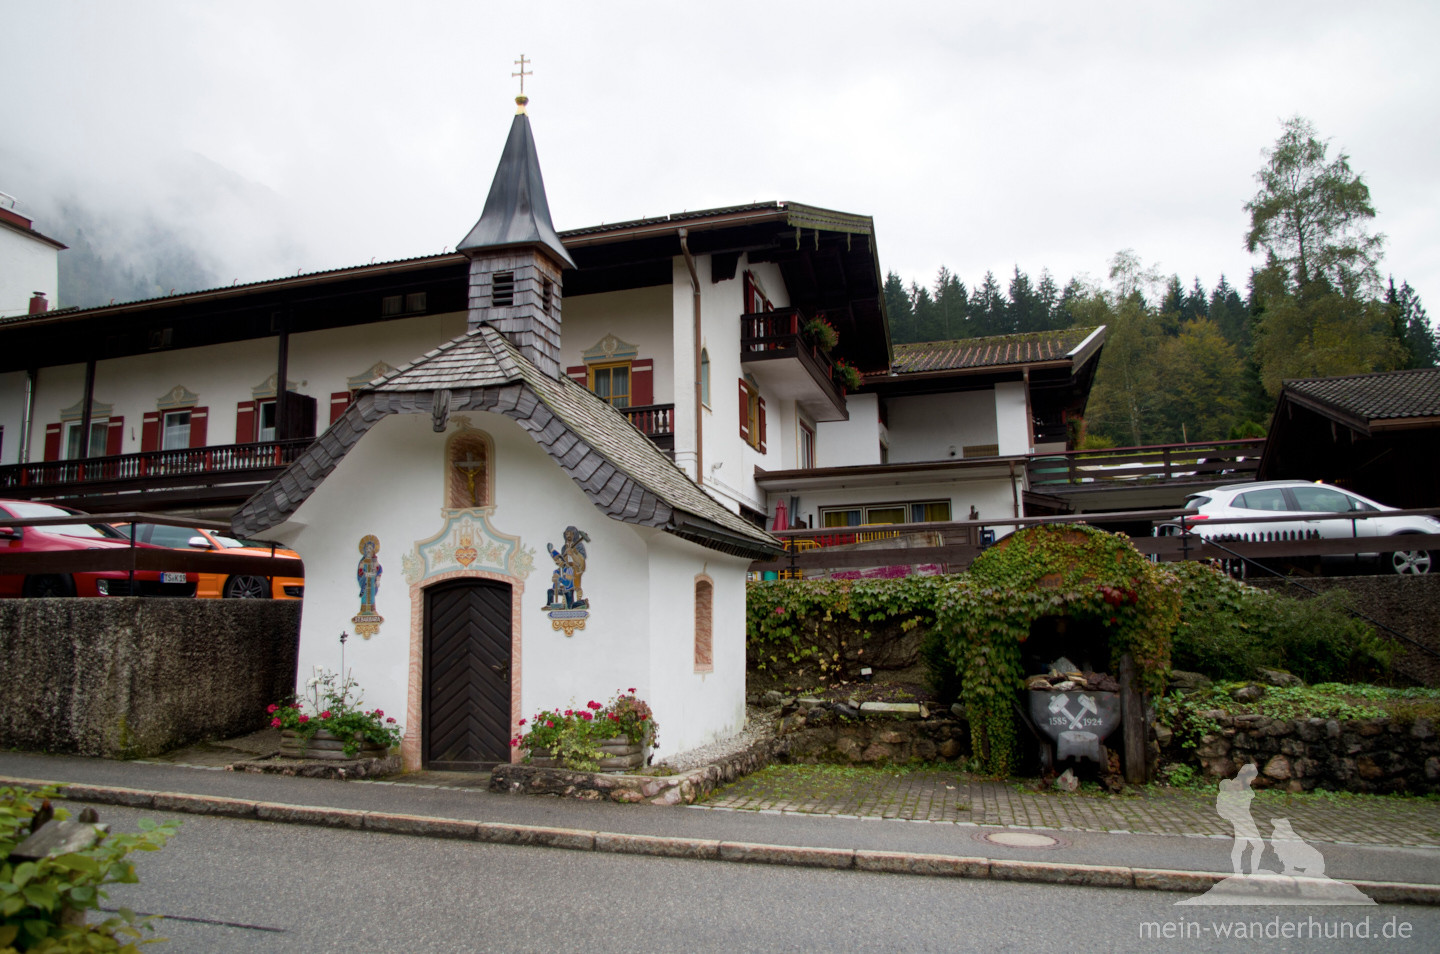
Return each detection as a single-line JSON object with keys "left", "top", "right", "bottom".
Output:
{"left": 0, "top": 599, "right": 300, "bottom": 758}
{"left": 885, "top": 391, "right": 997, "bottom": 464}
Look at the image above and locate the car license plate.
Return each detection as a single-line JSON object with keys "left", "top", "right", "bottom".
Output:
{"left": 162, "top": 572, "right": 186, "bottom": 584}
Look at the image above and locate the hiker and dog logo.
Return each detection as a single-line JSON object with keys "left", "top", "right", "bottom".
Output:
{"left": 1178, "top": 763, "right": 1376, "bottom": 906}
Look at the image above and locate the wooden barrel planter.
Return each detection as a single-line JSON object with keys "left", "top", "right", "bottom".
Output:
{"left": 528, "top": 735, "right": 651, "bottom": 773}
{"left": 280, "top": 728, "right": 387, "bottom": 760}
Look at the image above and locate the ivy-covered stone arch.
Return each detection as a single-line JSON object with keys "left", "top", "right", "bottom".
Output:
{"left": 933, "top": 524, "right": 1179, "bottom": 775}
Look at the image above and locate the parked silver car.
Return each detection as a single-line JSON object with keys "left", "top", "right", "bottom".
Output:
{"left": 1164, "top": 480, "right": 1439, "bottom": 575}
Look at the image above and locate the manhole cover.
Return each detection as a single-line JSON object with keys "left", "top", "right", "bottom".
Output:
{"left": 980, "top": 830, "right": 1063, "bottom": 848}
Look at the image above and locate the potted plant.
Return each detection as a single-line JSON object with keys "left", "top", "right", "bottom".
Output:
{"left": 833, "top": 357, "right": 863, "bottom": 391}
{"left": 513, "top": 689, "right": 658, "bottom": 772}
{"left": 269, "top": 667, "right": 403, "bottom": 759}
{"left": 802, "top": 315, "right": 839, "bottom": 352}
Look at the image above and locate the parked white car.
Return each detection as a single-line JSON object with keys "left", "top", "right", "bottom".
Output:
{"left": 1163, "top": 480, "right": 1439, "bottom": 575}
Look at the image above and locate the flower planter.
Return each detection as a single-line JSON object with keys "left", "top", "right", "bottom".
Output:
{"left": 280, "top": 728, "right": 388, "bottom": 761}
{"left": 527, "top": 736, "right": 651, "bottom": 773}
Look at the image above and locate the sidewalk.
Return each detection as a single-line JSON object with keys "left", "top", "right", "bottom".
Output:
{"left": 3, "top": 744, "right": 1439, "bottom": 905}
{"left": 702, "top": 766, "right": 1440, "bottom": 848}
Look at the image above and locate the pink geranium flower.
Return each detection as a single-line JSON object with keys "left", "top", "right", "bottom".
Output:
{"left": 266, "top": 704, "right": 279, "bottom": 714}
{"left": 298, "top": 714, "right": 309, "bottom": 724}
{"left": 321, "top": 710, "right": 332, "bottom": 719}
{"left": 271, "top": 718, "right": 281, "bottom": 728}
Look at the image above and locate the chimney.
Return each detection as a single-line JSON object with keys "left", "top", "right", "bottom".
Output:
{"left": 28, "top": 292, "right": 48, "bottom": 315}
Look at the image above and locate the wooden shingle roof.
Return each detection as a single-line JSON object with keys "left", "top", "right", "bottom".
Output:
{"left": 1284, "top": 368, "right": 1440, "bottom": 427}
{"left": 890, "top": 327, "right": 1102, "bottom": 375}
{"left": 233, "top": 326, "right": 780, "bottom": 559}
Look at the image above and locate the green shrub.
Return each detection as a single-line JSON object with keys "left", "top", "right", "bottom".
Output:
{"left": 1, "top": 785, "right": 178, "bottom": 952}
{"left": 1168, "top": 562, "right": 1392, "bottom": 683}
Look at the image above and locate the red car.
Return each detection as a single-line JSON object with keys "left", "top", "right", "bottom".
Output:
{"left": 0, "top": 499, "right": 197, "bottom": 598}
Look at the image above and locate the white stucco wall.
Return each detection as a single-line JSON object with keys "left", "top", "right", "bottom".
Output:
{"left": 18, "top": 312, "right": 464, "bottom": 457}
{"left": 885, "top": 390, "right": 1000, "bottom": 464}
{"left": 561, "top": 286, "right": 675, "bottom": 406}
{"left": 0, "top": 224, "right": 59, "bottom": 319}
{"left": 816, "top": 392, "right": 883, "bottom": 468}
{"left": 995, "top": 380, "right": 1031, "bottom": 456}
{"left": 0, "top": 371, "right": 28, "bottom": 464}
{"left": 645, "top": 533, "right": 752, "bottom": 752}
{"left": 266, "top": 404, "right": 745, "bottom": 764}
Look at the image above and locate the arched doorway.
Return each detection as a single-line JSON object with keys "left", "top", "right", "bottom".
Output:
{"left": 423, "top": 578, "right": 513, "bottom": 769}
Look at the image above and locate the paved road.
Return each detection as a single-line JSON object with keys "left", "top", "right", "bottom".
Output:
{"left": 89, "top": 803, "right": 1440, "bottom": 954}
{"left": 5, "top": 750, "right": 1437, "bottom": 890}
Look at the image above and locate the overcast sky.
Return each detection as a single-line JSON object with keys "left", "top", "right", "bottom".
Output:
{"left": 4, "top": 1, "right": 1437, "bottom": 314}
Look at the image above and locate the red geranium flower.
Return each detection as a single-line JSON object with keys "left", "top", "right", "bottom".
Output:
{"left": 271, "top": 718, "right": 281, "bottom": 728}
{"left": 546, "top": 720, "right": 555, "bottom": 728}
{"left": 266, "top": 704, "right": 279, "bottom": 714}
{"left": 298, "top": 714, "right": 309, "bottom": 724}
{"left": 627, "top": 688, "right": 636, "bottom": 693}
{"left": 580, "top": 711, "right": 592, "bottom": 721}
{"left": 321, "top": 710, "right": 332, "bottom": 719}
{"left": 519, "top": 718, "right": 527, "bottom": 726}
{"left": 587, "top": 700, "right": 601, "bottom": 710}
{"left": 374, "top": 709, "right": 384, "bottom": 717}
{"left": 386, "top": 717, "right": 396, "bottom": 723}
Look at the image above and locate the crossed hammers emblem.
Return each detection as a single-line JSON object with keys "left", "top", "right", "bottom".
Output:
{"left": 1048, "top": 693, "right": 1100, "bottom": 730}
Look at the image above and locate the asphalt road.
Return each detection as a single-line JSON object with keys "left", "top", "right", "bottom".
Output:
{"left": 85, "top": 804, "right": 1440, "bottom": 954}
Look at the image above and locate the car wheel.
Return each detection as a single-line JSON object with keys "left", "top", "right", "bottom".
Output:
{"left": 1387, "top": 537, "right": 1432, "bottom": 575}
{"left": 223, "top": 575, "right": 272, "bottom": 598}
{"left": 24, "top": 575, "right": 75, "bottom": 598}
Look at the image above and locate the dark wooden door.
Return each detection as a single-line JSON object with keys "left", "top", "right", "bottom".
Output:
{"left": 423, "top": 578, "right": 512, "bottom": 770}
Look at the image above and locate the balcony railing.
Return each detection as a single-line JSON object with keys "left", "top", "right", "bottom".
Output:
{"left": 1, "top": 439, "right": 314, "bottom": 491}
{"left": 1027, "top": 439, "right": 1265, "bottom": 490}
{"left": 620, "top": 403, "right": 675, "bottom": 455}
{"left": 740, "top": 308, "right": 847, "bottom": 416}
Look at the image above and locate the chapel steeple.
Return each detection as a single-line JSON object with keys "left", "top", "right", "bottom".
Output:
{"left": 458, "top": 73, "right": 575, "bottom": 380}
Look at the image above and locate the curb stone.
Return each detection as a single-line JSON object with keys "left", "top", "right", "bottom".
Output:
{"left": 5, "top": 775, "right": 1438, "bottom": 906}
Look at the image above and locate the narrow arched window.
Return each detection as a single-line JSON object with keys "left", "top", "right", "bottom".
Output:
{"left": 694, "top": 575, "right": 714, "bottom": 672}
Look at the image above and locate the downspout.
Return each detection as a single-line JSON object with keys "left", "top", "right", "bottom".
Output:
{"left": 1008, "top": 459, "right": 1020, "bottom": 519}
{"left": 678, "top": 228, "right": 703, "bottom": 485}
{"left": 20, "top": 368, "right": 36, "bottom": 463}
{"left": 79, "top": 358, "right": 96, "bottom": 456}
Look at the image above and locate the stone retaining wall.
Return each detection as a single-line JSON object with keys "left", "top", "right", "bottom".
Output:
{"left": 490, "top": 737, "right": 782, "bottom": 805}
{"left": 1183, "top": 713, "right": 1439, "bottom": 794}
{"left": 775, "top": 707, "right": 971, "bottom": 764}
{"left": 0, "top": 598, "right": 301, "bottom": 758}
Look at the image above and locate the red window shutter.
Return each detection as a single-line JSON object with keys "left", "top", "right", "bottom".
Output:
{"left": 236, "top": 401, "right": 256, "bottom": 443}
{"left": 738, "top": 379, "right": 750, "bottom": 442}
{"left": 631, "top": 359, "right": 653, "bottom": 406}
{"left": 330, "top": 391, "right": 351, "bottom": 425}
{"left": 566, "top": 365, "right": 587, "bottom": 386}
{"left": 757, "top": 395, "right": 767, "bottom": 453}
{"left": 43, "top": 423, "right": 62, "bottom": 461}
{"left": 105, "top": 416, "right": 124, "bottom": 456}
{"left": 188, "top": 407, "right": 208, "bottom": 447}
{"left": 141, "top": 412, "right": 160, "bottom": 452}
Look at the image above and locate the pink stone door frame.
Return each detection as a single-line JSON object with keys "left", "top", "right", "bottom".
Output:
{"left": 405, "top": 569, "right": 525, "bottom": 772}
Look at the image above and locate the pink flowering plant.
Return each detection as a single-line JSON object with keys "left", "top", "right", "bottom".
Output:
{"left": 512, "top": 689, "right": 658, "bottom": 770}
{"left": 268, "top": 667, "right": 403, "bottom": 758}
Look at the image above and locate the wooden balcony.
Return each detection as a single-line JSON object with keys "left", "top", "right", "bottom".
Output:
{"left": 620, "top": 403, "right": 675, "bottom": 457}
{"left": 0, "top": 439, "right": 313, "bottom": 513}
{"left": 740, "top": 309, "right": 848, "bottom": 422}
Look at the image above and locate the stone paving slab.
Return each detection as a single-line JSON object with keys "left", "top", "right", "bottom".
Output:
{"left": 701, "top": 767, "right": 1440, "bottom": 848}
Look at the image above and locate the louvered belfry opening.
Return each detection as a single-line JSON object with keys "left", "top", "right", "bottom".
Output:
{"left": 423, "top": 578, "right": 513, "bottom": 770}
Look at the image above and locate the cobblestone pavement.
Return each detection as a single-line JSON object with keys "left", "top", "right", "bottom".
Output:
{"left": 700, "top": 767, "right": 1440, "bottom": 848}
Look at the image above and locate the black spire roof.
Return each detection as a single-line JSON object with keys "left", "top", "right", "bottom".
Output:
{"left": 457, "top": 101, "right": 576, "bottom": 269}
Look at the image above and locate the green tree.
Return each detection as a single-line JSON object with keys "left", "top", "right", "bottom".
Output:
{"left": 1153, "top": 319, "right": 1247, "bottom": 442}
{"left": 883, "top": 271, "right": 915, "bottom": 342}
{"left": 1244, "top": 116, "right": 1385, "bottom": 294}
{"left": 1250, "top": 267, "right": 1402, "bottom": 392}
{"left": 1387, "top": 278, "right": 1438, "bottom": 369}
{"left": 932, "top": 266, "right": 967, "bottom": 340}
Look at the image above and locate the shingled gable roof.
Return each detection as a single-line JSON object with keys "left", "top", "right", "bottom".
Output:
{"left": 232, "top": 325, "right": 781, "bottom": 560}
{"left": 887, "top": 327, "right": 1105, "bottom": 376}
{"left": 1280, "top": 368, "right": 1440, "bottom": 433}
{"left": 456, "top": 106, "right": 576, "bottom": 270}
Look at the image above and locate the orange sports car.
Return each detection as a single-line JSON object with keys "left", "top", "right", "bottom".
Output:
{"left": 117, "top": 523, "right": 303, "bottom": 599}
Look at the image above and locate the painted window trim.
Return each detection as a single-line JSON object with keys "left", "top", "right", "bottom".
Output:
{"left": 693, "top": 573, "right": 714, "bottom": 673}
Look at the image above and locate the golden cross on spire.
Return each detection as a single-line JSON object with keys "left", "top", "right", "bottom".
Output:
{"left": 513, "top": 54, "right": 531, "bottom": 96}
